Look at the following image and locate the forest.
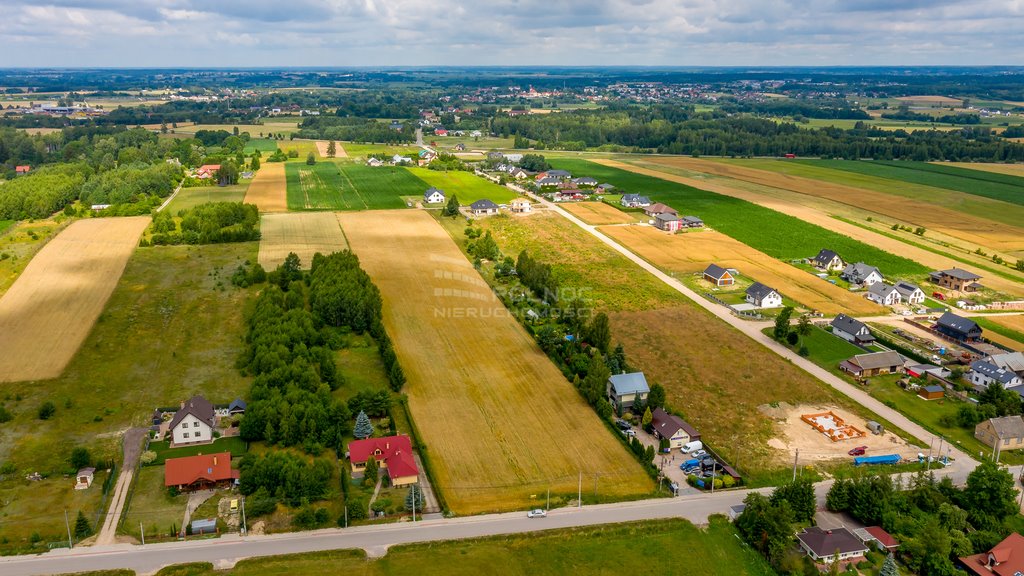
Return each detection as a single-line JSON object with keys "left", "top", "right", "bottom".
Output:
{"left": 295, "top": 117, "right": 415, "bottom": 144}
{"left": 147, "top": 202, "right": 260, "bottom": 245}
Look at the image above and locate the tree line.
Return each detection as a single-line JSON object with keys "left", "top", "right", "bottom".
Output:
{"left": 147, "top": 202, "right": 260, "bottom": 246}
{"left": 295, "top": 117, "right": 415, "bottom": 144}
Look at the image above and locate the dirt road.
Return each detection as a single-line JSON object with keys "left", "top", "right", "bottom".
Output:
{"left": 96, "top": 428, "right": 146, "bottom": 545}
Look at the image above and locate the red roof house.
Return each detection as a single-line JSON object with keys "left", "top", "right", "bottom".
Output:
{"left": 164, "top": 452, "right": 238, "bottom": 491}
{"left": 960, "top": 533, "right": 1024, "bottom": 576}
{"left": 863, "top": 526, "right": 900, "bottom": 550}
{"left": 348, "top": 435, "right": 419, "bottom": 487}
{"left": 15, "top": 165, "right": 30, "bottom": 175}
{"left": 195, "top": 164, "right": 221, "bottom": 179}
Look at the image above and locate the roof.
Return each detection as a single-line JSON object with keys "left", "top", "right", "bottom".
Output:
{"left": 746, "top": 282, "right": 778, "bottom": 301}
{"left": 921, "top": 385, "right": 944, "bottom": 393}
{"left": 813, "top": 249, "right": 840, "bottom": 265}
{"left": 228, "top": 398, "right": 247, "bottom": 412}
{"left": 936, "top": 311, "right": 980, "bottom": 335}
{"left": 646, "top": 202, "right": 677, "bottom": 214}
{"left": 960, "top": 532, "right": 1024, "bottom": 576}
{"left": 608, "top": 372, "right": 650, "bottom": 396}
{"left": 77, "top": 467, "right": 96, "bottom": 477}
{"left": 470, "top": 199, "right": 499, "bottom": 210}
{"left": 15, "top": 165, "right": 30, "bottom": 172}
{"left": 703, "top": 264, "right": 731, "bottom": 280}
{"left": 424, "top": 187, "right": 445, "bottom": 199}
{"left": 348, "top": 435, "right": 419, "bottom": 481}
{"left": 651, "top": 408, "right": 700, "bottom": 441}
{"left": 798, "top": 527, "right": 868, "bottom": 557}
{"left": 982, "top": 415, "right": 1024, "bottom": 440}
{"left": 831, "top": 313, "right": 870, "bottom": 336}
{"left": 572, "top": 177, "right": 598, "bottom": 184}
{"left": 598, "top": 183, "right": 615, "bottom": 189}
{"left": 864, "top": 526, "right": 899, "bottom": 549}
{"left": 546, "top": 169, "right": 571, "bottom": 178}
{"left": 893, "top": 281, "right": 923, "bottom": 298}
{"left": 655, "top": 213, "right": 679, "bottom": 223}
{"left": 988, "top": 352, "right": 1024, "bottom": 373}
{"left": 868, "top": 282, "right": 899, "bottom": 299}
{"left": 196, "top": 164, "right": 220, "bottom": 172}
{"left": 850, "top": 351, "right": 906, "bottom": 371}
{"left": 842, "top": 262, "right": 882, "bottom": 282}
{"left": 168, "top": 396, "right": 215, "bottom": 431}
{"left": 935, "top": 268, "right": 982, "bottom": 281}
{"left": 164, "top": 452, "right": 237, "bottom": 487}
{"left": 971, "top": 361, "right": 1020, "bottom": 385}
{"left": 681, "top": 215, "right": 703, "bottom": 224}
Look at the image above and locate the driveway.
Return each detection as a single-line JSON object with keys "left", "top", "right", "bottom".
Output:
{"left": 96, "top": 427, "right": 147, "bottom": 544}
{"left": 630, "top": 425, "right": 700, "bottom": 496}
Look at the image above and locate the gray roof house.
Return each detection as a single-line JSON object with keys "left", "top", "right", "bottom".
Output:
{"left": 841, "top": 262, "right": 884, "bottom": 286}
{"left": 228, "top": 398, "right": 247, "bottom": 414}
{"left": 620, "top": 193, "right": 651, "bottom": 207}
{"left": 969, "top": 360, "right": 1023, "bottom": 390}
{"left": 572, "top": 177, "right": 598, "bottom": 186}
{"left": 423, "top": 187, "right": 446, "bottom": 204}
{"left": 607, "top": 372, "right": 650, "bottom": 412}
{"left": 745, "top": 282, "right": 783, "bottom": 308}
{"left": 935, "top": 311, "right": 982, "bottom": 342}
{"left": 798, "top": 527, "right": 869, "bottom": 562}
{"left": 840, "top": 351, "right": 907, "bottom": 377}
{"left": 544, "top": 169, "right": 572, "bottom": 179}
{"left": 830, "top": 313, "right": 875, "bottom": 345}
{"left": 893, "top": 281, "right": 925, "bottom": 304}
{"left": 867, "top": 282, "right": 901, "bottom": 306}
{"left": 681, "top": 215, "right": 704, "bottom": 228}
{"left": 470, "top": 199, "right": 500, "bottom": 215}
{"left": 988, "top": 351, "right": 1024, "bottom": 375}
{"left": 812, "top": 249, "right": 844, "bottom": 271}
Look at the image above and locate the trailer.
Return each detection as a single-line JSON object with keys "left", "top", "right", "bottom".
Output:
{"left": 854, "top": 454, "right": 901, "bottom": 466}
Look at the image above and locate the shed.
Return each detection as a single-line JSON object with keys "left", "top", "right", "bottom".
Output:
{"left": 228, "top": 398, "right": 247, "bottom": 415}
{"left": 75, "top": 467, "right": 96, "bottom": 490}
{"left": 190, "top": 518, "right": 217, "bottom": 535}
{"left": 918, "top": 385, "right": 945, "bottom": 400}
{"left": 703, "top": 264, "right": 735, "bottom": 287}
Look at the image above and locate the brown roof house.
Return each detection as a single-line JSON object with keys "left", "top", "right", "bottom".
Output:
{"left": 643, "top": 203, "right": 678, "bottom": 218}
{"left": 930, "top": 268, "right": 983, "bottom": 292}
{"left": 975, "top": 415, "right": 1024, "bottom": 452}
{"left": 797, "top": 527, "right": 868, "bottom": 563}
{"left": 839, "top": 351, "right": 906, "bottom": 378}
{"left": 650, "top": 408, "right": 700, "bottom": 450}
{"left": 960, "top": 532, "right": 1024, "bottom": 576}
{"left": 169, "top": 396, "right": 216, "bottom": 447}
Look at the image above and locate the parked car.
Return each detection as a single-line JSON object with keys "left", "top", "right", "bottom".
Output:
{"left": 681, "top": 440, "right": 703, "bottom": 454}
{"left": 848, "top": 446, "right": 868, "bottom": 456}
{"left": 692, "top": 450, "right": 708, "bottom": 460}
{"left": 932, "top": 292, "right": 945, "bottom": 301}
{"left": 622, "top": 429, "right": 636, "bottom": 438}
{"left": 615, "top": 419, "right": 631, "bottom": 431}
{"left": 527, "top": 509, "right": 547, "bottom": 518}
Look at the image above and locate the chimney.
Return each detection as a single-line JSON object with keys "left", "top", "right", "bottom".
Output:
{"left": 826, "top": 530, "right": 832, "bottom": 535}
{"left": 213, "top": 456, "right": 218, "bottom": 466}
{"left": 386, "top": 442, "right": 390, "bottom": 450}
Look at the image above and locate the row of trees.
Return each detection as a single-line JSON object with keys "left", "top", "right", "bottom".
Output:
{"left": 148, "top": 202, "right": 260, "bottom": 245}
{"left": 0, "top": 163, "right": 90, "bottom": 219}
{"left": 296, "top": 117, "right": 414, "bottom": 144}
{"left": 237, "top": 451, "right": 333, "bottom": 508}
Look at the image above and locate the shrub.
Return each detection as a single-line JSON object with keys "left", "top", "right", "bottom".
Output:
{"left": 69, "top": 447, "right": 92, "bottom": 470}
{"left": 723, "top": 475, "right": 736, "bottom": 488}
{"left": 37, "top": 401, "right": 56, "bottom": 420}
{"left": 140, "top": 451, "right": 157, "bottom": 465}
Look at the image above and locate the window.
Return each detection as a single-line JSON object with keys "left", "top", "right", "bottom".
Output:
{"left": 183, "top": 432, "right": 189, "bottom": 439}
{"left": 1005, "top": 438, "right": 1011, "bottom": 446}
{"left": 194, "top": 431, "right": 201, "bottom": 438}
{"left": 194, "top": 421, "right": 201, "bottom": 428}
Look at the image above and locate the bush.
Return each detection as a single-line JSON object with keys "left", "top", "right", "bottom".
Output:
{"left": 0, "top": 405, "right": 13, "bottom": 423}
{"left": 140, "top": 451, "right": 157, "bottom": 465}
{"left": 723, "top": 475, "right": 736, "bottom": 488}
{"left": 37, "top": 401, "right": 56, "bottom": 420}
{"left": 69, "top": 447, "right": 92, "bottom": 470}
{"left": 345, "top": 498, "right": 367, "bottom": 521}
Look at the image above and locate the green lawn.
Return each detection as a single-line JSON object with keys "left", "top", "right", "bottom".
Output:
{"left": 551, "top": 159, "right": 929, "bottom": 277}
{"left": 286, "top": 162, "right": 423, "bottom": 210}
{"left": 408, "top": 168, "right": 519, "bottom": 205}
{"left": 141, "top": 517, "right": 773, "bottom": 576}
{"left": 0, "top": 219, "right": 13, "bottom": 234}
{"left": 120, "top": 465, "right": 189, "bottom": 542}
{"left": 146, "top": 437, "right": 249, "bottom": 465}
{"left": 164, "top": 185, "right": 249, "bottom": 215}
{"left": 243, "top": 139, "right": 280, "bottom": 155}
{"left": 790, "top": 326, "right": 863, "bottom": 370}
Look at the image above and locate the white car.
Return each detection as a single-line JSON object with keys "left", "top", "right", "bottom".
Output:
{"left": 527, "top": 509, "right": 547, "bottom": 518}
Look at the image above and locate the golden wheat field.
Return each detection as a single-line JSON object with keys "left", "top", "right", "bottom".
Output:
{"left": 560, "top": 202, "right": 639, "bottom": 225}
{"left": 337, "top": 210, "right": 653, "bottom": 514}
{"left": 257, "top": 212, "right": 348, "bottom": 270}
{"left": 244, "top": 162, "right": 288, "bottom": 213}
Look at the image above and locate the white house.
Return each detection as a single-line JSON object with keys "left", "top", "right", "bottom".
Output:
{"left": 867, "top": 283, "right": 901, "bottom": 306}
{"left": 745, "top": 282, "right": 783, "bottom": 308}
{"left": 620, "top": 194, "right": 651, "bottom": 208}
{"left": 969, "top": 360, "right": 1023, "bottom": 389}
{"left": 169, "top": 396, "right": 216, "bottom": 446}
{"left": 894, "top": 281, "right": 926, "bottom": 305}
{"left": 367, "top": 157, "right": 383, "bottom": 167}
{"left": 841, "top": 262, "right": 884, "bottom": 286}
{"left": 812, "top": 249, "right": 845, "bottom": 272}
{"left": 830, "top": 314, "right": 875, "bottom": 345}
{"left": 423, "top": 188, "right": 446, "bottom": 204}
{"left": 510, "top": 198, "right": 532, "bottom": 213}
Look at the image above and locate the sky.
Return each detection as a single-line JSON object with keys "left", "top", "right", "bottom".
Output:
{"left": 1, "top": 0, "right": 1022, "bottom": 67}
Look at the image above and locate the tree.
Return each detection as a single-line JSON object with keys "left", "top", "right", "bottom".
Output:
{"left": 581, "top": 353, "right": 611, "bottom": 407}
{"left": 216, "top": 161, "right": 239, "bottom": 186}
{"left": 961, "top": 460, "right": 1017, "bottom": 525}
{"left": 646, "top": 384, "right": 666, "bottom": 410}
{"left": 74, "top": 511, "right": 93, "bottom": 539}
{"left": 773, "top": 307, "right": 794, "bottom": 340}
{"left": 796, "top": 314, "right": 812, "bottom": 336}
{"left": 641, "top": 407, "right": 653, "bottom": 431}
{"left": 37, "top": 401, "right": 56, "bottom": 420}
{"left": 442, "top": 194, "right": 460, "bottom": 217}
{"left": 354, "top": 410, "right": 374, "bottom": 439}
{"left": 306, "top": 152, "right": 316, "bottom": 165}
{"left": 388, "top": 362, "right": 406, "bottom": 392}
{"left": 70, "top": 447, "right": 91, "bottom": 470}
{"left": 786, "top": 331, "right": 799, "bottom": 346}
{"left": 326, "top": 141, "right": 336, "bottom": 158}
{"left": 250, "top": 155, "right": 260, "bottom": 171}
{"left": 880, "top": 553, "right": 900, "bottom": 576}
{"left": 363, "top": 457, "right": 379, "bottom": 485}
{"left": 472, "top": 231, "right": 499, "bottom": 260}
{"left": 735, "top": 492, "right": 794, "bottom": 567}
{"left": 405, "top": 484, "right": 425, "bottom": 512}
{"left": 770, "top": 478, "right": 815, "bottom": 523}
{"left": 585, "top": 313, "right": 611, "bottom": 354}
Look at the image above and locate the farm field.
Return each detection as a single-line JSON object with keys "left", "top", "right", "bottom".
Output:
{"left": 555, "top": 158, "right": 930, "bottom": 277}
{"left": 0, "top": 217, "right": 69, "bottom": 298}
{"left": 339, "top": 142, "right": 422, "bottom": 158}
{"left": 243, "top": 139, "right": 280, "bottom": 154}
{"left": 164, "top": 185, "right": 248, "bottom": 214}
{"left": 172, "top": 121, "right": 301, "bottom": 136}
{"left": 0, "top": 217, "right": 150, "bottom": 383}
{"left": 560, "top": 202, "right": 639, "bottom": 225}
{"left": 597, "top": 225, "right": 880, "bottom": 315}
{"left": 313, "top": 140, "right": 347, "bottom": 158}
{"left": 285, "top": 162, "right": 348, "bottom": 209}
{"left": 338, "top": 210, "right": 653, "bottom": 514}
{"left": 943, "top": 162, "right": 1024, "bottom": 177}
{"left": 976, "top": 315, "right": 1024, "bottom": 351}
{"left": 258, "top": 212, "right": 347, "bottom": 270}
{"left": 407, "top": 168, "right": 519, "bottom": 205}
{"left": 286, "top": 162, "right": 421, "bottom": 211}
{"left": 244, "top": 162, "right": 287, "bottom": 213}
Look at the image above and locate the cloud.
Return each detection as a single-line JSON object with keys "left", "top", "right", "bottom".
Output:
{"left": 0, "top": 0, "right": 1021, "bottom": 66}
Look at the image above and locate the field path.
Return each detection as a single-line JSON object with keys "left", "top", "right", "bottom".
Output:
{"left": 0, "top": 217, "right": 150, "bottom": 383}
{"left": 243, "top": 163, "right": 287, "bottom": 213}
{"left": 258, "top": 212, "right": 348, "bottom": 270}
{"left": 598, "top": 160, "right": 1024, "bottom": 297}
{"left": 338, "top": 210, "right": 652, "bottom": 514}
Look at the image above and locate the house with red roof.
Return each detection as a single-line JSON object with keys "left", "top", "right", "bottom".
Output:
{"left": 857, "top": 526, "right": 900, "bottom": 551}
{"left": 15, "top": 165, "right": 30, "bottom": 175}
{"left": 960, "top": 532, "right": 1024, "bottom": 576}
{"left": 164, "top": 452, "right": 238, "bottom": 491}
{"left": 348, "top": 435, "right": 419, "bottom": 487}
{"left": 195, "top": 164, "right": 220, "bottom": 179}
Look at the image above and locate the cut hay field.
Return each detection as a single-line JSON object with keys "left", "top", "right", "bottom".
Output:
{"left": 555, "top": 158, "right": 930, "bottom": 277}
{"left": 560, "top": 202, "right": 639, "bottom": 225}
{"left": 461, "top": 211, "right": 862, "bottom": 479}
{"left": 338, "top": 210, "right": 653, "bottom": 514}
{"left": 285, "top": 163, "right": 423, "bottom": 210}
{"left": 244, "top": 163, "right": 287, "bottom": 213}
{"left": 408, "top": 168, "right": 519, "bottom": 205}
{"left": 0, "top": 217, "right": 149, "bottom": 383}
{"left": 942, "top": 162, "right": 1024, "bottom": 177}
{"left": 978, "top": 315, "right": 1024, "bottom": 351}
{"left": 164, "top": 184, "right": 248, "bottom": 214}
{"left": 599, "top": 226, "right": 879, "bottom": 315}
{"left": 258, "top": 212, "right": 348, "bottom": 270}
{"left": 313, "top": 140, "right": 348, "bottom": 158}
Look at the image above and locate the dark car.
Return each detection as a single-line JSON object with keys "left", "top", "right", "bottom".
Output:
{"left": 848, "top": 446, "right": 868, "bottom": 456}
{"left": 615, "top": 419, "right": 631, "bottom": 431}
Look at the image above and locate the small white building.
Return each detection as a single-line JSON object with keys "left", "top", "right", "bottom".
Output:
{"left": 510, "top": 198, "right": 532, "bottom": 213}
{"left": 894, "top": 281, "right": 926, "bottom": 305}
{"left": 866, "top": 283, "right": 901, "bottom": 306}
{"left": 75, "top": 467, "right": 95, "bottom": 490}
{"left": 169, "top": 396, "right": 216, "bottom": 446}
{"left": 745, "top": 282, "right": 783, "bottom": 308}
{"left": 423, "top": 188, "right": 446, "bottom": 204}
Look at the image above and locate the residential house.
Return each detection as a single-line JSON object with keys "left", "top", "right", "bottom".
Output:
{"left": 572, "top": 176, "right": 598, "bottom": 187}
{"left": 228, "top": 399, "right": 247, "bottom": 415}
{"left": 392, "top": 154, "right": 411, "bottom": 164}
{"left": 536, "top": 177, "right": 562, "bottom": 187}
{"left": 469, "top": 130, "right": 482, "bottom": 138}
{"left": 509, "top": 167, "right": 531, "bottom": 179}
{"left": 164, "top": 452, "right": 238, "bottom": 492}
{"left": 930, "top": 268, "right": 983, "bottom": 292}
{"left": 598, "top": 183, "right": 616, "bottom": 192}
{"left": 75, "top": 467, "right": 95, "bottom": 490}
{"left": 797, "top": 527, "right": 869, "bottom": 563}
{"left": 15, "top": 165, "right": 30, "bottom": 176}
{"left": 894, "top": 281, "right": 926, "bottom": 305}
{"left": 510, "top": 198, "right": 532, "bottom": 213}
{"left": 654, "top": 213, "right": 682, "bottom": 232}
{"left": 703, "top": 264, "right": 735, "bottom": 287}
{"left": 867, "top": 283, "right": 901, "bottom": 306}
{"left": 620, "top": 194, "right": 651, "bottom": 208}
{"left": 830, "top": 314, "right": 875, "bottom": 345}
{"left": 553, "top": 189, "right": 585, "bottom": 202}
{"left": 857, "top": 526, "right": 900, "bottom": 552}
{"left": 681, "top": 216, "right": 704, "bottom": 228}
{"left": 348, "top": 435, "right": 420, "bottom": 487}
{"left": 469, "top": 199, "right": 500, "bottom": 216}
{"left": 195, "top": 164, "right": 220, "bottom": 179}
{"left": 650, "top": 408, "right": 700, "bottom": 450}
{"left": 388, "top": 121, "right": 404, "bottom": 131}
{"left": 745, "top": 282, "right": 783, "bottom": 308}
{"left": 918, "top": 385, "right": 945, "bottom": 400}
{"left": 974, "top": 415, "right": 1024, "bottom": 451}
{"left": 812, "top": 249, "right": 845, "bottom": 272}
{"left": 418, "top": 149, "right": 436, "bottom": 163}
{"left": 644, "top": 203, "right": 678, "bottom": 218}
{"left": 607, "top": 372, "right": 650, "bottom": 412}
{"left": 987, "top": 352, "right": 1024, "bottom": 376}
{"left": 367, "top": 157, "right": 383, "bottom": 167}
{"left": 969, "top": 361, "right": 1023, "bottom": 389}
{"left": 486, "top": 151, "right": 504, "bottom": 161}
{"left": 433, "top": 127, "right": 448, "bottom": 136}
{"left": 454, "top": 143, "right": 466, "bottom": 151}
{"left": 959, "top": 532, "right": 1024, "bottom": 576}
{"left": 503, "top": 153, "right": 523, "bottom": 163}
{"left": 934, "top": 311, "right": 983, "bottom": 342}
{"left": 841, "top": 262, "right": 884, "bottom": 286}
{"left": 169, "top": 395, "right": 216, "bottom": 446}
{"left": 423, "top": 188, "right": 446, "bottom": 204}
{"left": 839, "top": 351, "right": 907, "bottom": 378}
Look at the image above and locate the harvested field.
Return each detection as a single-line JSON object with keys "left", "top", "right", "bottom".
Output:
{"left": 244, "top": 162, "right": 287, "bottom": 213}
{"left": 560, "top": 202, "right": 638, "bottom": 225}
{"left": 598, "top": 225, "right": 879, "bottom": 315}
{"left": 258, "top": 212, "right": 347, "bottom": 270}
{"left": 942, "top": 162, "right": 1024, "bottom": 177}
{"left": 895, "top": 95, "right": 963, "bottom": 105}
{"left": 338, "top": 210, "right": 653, "bottom": 514}
{"left": 982, "top": 315, "right": 1024, "bottom": 351}
{"left": 313, "top": 140, "right": 348, "bottom": 158}
{"left": 0, "top": 217, "right": 149, "bottom": 382}
{"left": 764, "top": 403, "right": 918, "bottom": 463}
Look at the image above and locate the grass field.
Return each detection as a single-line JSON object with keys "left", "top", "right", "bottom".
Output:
{"left": 243, "top": 139, "right": 280, "bottom": 154}
{"left": 975, "top": 316, "right": 1024, "bottom": 351}
{"left": 0, "top": 219, "right": 12, "bottom": 233}
{"left": 338, "top": 210, "right": 653, "bottom": 514}
{"left": 0, "top": 217, "right": 68, "bottom": 298}
{"left": 337, "top": 143, "right": 422, "bottom": 158}
{"left": 121, "top": 466, "right": 189, "bottom": 542}
{"left": 0, "top": 469, "right": 110, "bottom": 553}
{"left": 164, "top": 185, "right": 249, "bottom": 214}
{"left": 0, "top": 217, "right": 150, "bottom": 382}
{"left": 554, "top": 158, "right": 930, "bottom": 277}
{"left": 336, "top": 164, "right": 425, "bottom": 210}
{"left": 597, "top": 225, "right": 879, "bottom": 315}
{"left": 244, "top": 163, "right": 287, "bottom": 213}
{"left": 171, "top": 122, "right": 301, "bottom": 136}
{"left": 781, "top": 326, "right": 863, "bottom": 372}
{"left": 147, "top": 437, "right": 249, "bottom": 465}
{"left": 286, "top": 163, "right": 422, "bottom": 211}
{"left": 258, "top": 212, "right": 348, "bottom": 270}
{"left": 560, "top": 202, "right": 639, "bottom": 225}
{"left": 285, "top": 162, "right": 349, "bottom": 210}
{"left": 407, "top": 168, "right": 519, "bottom": 205}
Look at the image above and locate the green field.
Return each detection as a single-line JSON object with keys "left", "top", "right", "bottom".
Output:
{"left": 0, "top": 219, "right": 12, "bottom": 234}
{"left": 798, "top": 159, "right": 1024, "bottom": 207}
{"left": 121, "top": 465, "right": 189, "bottom": 542}
{"left": 407, "top": 168, "right": 519, "bottom": 204}
{"left": 286, "top": 163, "right": 423, "bottom": 210}
{"left": 776, "top": 325, "right": 863, "bottom": 370}
{"left": 243, "top": 139, "right": 280, "bottom": 154}
{"left": 551, "top": 159, "right": 930, "bottom": 277}
{"left": 337, "top": 143, "right": 421, "bottom": 158}
{"left": 164, "top": 185, "right": 249, "bottom": 214}
{"left": 133, "top": 518, "right": 773, "bottom": 576}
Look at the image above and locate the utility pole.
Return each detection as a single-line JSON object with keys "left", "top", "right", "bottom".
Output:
{"left": 64, "top": 509, "right": 73, "bottom": 550}
{"left": 344, "top": 502, "right": 348, "bottom": 528}
{"left": 241, "top": 496, "right": 247, "bottom": 536}
{"left": 546, "top": 488, "right": 550, "bottom": 511}
{"left": 578, "top": 471, "right": 582, "bottom": 508}
{"left": 594, "top": 474, "right": 599, "bottom": 496}
{"left": 711, "top": 467, "right": 716, "bottom": 494}
{"left": 140, "top": 522, "right": 145, "bottom": 546}
{"left": 926, "top": 436, "right": 935, "bottom": 471}
{"left": 792, "top": 449, "right": 800, "bottom": 482}
{"left": 412, "top": 486, "right": 416, "bottom": 523}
